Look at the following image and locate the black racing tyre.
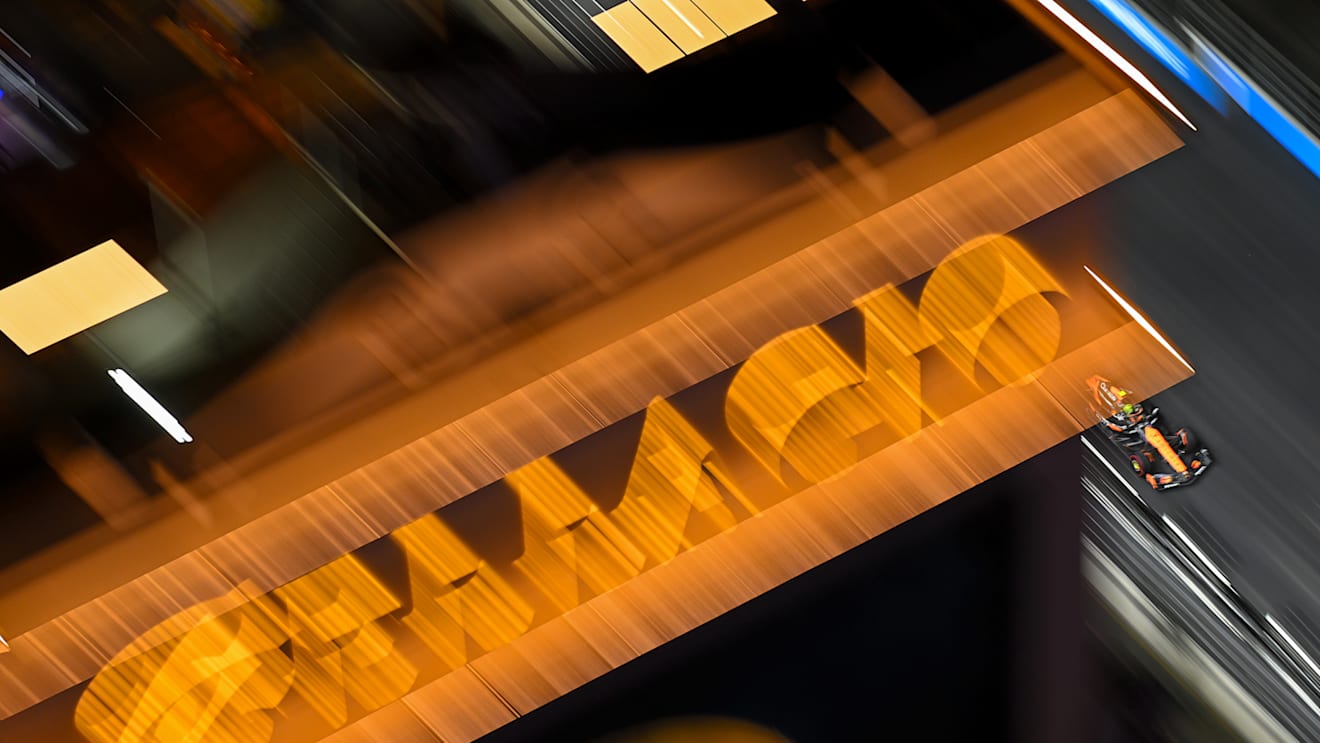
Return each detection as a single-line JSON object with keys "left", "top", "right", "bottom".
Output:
{"left": 1129, "top": 453, "right": 1148, "bottom": 477}
{"left": 1176, "top": 427, "right": 1197, "bottom": 452}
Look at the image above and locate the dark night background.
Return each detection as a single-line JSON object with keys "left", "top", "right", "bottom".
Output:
{"left": 478, "top": 439, "right": 1091, "bottom": 743}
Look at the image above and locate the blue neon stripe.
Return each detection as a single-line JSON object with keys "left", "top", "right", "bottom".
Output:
{"left": 1082, "top": 0, "right": 1228, "bottom": 111}
{"left": 1194, "top": 42, "right": 1320, "bottom": 180}
{"left": 1076, "top": 0, "right": 1320, "bottom": 182}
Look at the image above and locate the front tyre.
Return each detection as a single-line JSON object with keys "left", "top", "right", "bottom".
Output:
{"left": 1129, "top": 453, "right": 1149, "bottom": 477}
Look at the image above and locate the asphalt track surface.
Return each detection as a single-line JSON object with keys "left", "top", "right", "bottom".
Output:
{"left": 1082, "top": 439, "right": 1320, "bottom": 740}
{"left": 1039, "top": 0, "right": 1320, "bottom": 696}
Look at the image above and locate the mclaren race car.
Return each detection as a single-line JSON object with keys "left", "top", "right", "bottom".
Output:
{"left": 1087, "top": 375, "right": 1212, "bottom": 491}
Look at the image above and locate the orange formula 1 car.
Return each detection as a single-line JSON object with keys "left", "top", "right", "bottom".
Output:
{"left": 1087, "top": 376, "right": 1213, "bottom": 491}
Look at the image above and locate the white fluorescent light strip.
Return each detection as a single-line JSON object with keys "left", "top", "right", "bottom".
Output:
{"left": 1084, "top": 266, "right": 1195, "bottom": 372}
{"left": 1035, "top": 0, "right": 1196, "bottom": 130}
{"left": 108, "top": 369, "right": 193, "bottom": 444}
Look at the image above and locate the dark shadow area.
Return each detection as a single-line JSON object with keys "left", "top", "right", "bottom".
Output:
{"left": 478, "top": 438, "right": 1087, "bottom": 743}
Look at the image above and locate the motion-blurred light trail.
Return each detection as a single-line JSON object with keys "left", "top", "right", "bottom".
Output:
{"left": 1163, "top": 514, "right": 1232, "bottom": 588}
{"left": 1084, "top": 265, "right": 1194, "bottom": 372}
{"left": 1266, "top": 615, "right": 1320, "bottom": 684}
{"left": 1082, "top": 434, "right": 1145, "bottom": 501}
{"left": 1083, "top": 0, "right": 1226, "bottom": 111}
{"left": 1035, "top": 0, "right": 1196, "bottom": 130}
{"left": 108, "top": 369, "right": 193, "bottom": 444}
{"left": 1187, "top": 29, "right": 1320, "bottom": 181}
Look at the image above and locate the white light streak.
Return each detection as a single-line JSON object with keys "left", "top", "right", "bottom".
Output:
{"left": 1262, "top": 649, "right": 1320, "bottom": 719}
{"left": 1085, "top": 266, "right": 1195, "bottom": 372}
{"left": 1085, "top": 478, "right": 1148, "bottom": 545}
{"left": 1034, "top": 0, "right": 1196, "bottom": 130}
{"left": 1162, "top": 514, "right": 1232, "bottom": 588}
{"left": 1082, "top": 434, "right": 1145, "bottom": 504}
{"left": 108, "top": 369, "right": 193, "bottom": 444}
{"left": 662, "top": 0, "right": 703, "bottom": 37}
{"left": 1267, "top": 614, "right": 1320, "bottom": 682}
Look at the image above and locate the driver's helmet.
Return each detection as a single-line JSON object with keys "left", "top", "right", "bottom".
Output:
{"left": 1092, "top": 378, "right": 1143, "bottom": 418}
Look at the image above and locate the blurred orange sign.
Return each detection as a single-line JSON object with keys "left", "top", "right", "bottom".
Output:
{"left": 71, "top": 233, "right": 1074, "bottom": 743}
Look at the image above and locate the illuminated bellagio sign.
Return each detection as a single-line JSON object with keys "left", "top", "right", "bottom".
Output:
{"left": 74, "top": 235, "right": 1070, "bottom": 743}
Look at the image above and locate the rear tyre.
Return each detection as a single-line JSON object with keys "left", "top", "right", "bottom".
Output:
{"left": 1176, "top": 428, "right": 1197, "bottom": 452}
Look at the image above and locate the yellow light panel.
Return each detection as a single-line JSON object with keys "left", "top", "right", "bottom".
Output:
{"left": 592, "top": 2, "right": 684, "bottom": 73}
{"left": 633, "top": 0, "right": 725, "bottom": 54}
{"left": 691, "top": 0, "right": 775, "bottom": 35}
{"left": 0, "top": 240, "right": 167, "bottom": 354}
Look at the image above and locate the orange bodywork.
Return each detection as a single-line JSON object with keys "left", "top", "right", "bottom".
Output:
{"left": 1144, "top": 426, "right": 1187, "bottom": 473}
